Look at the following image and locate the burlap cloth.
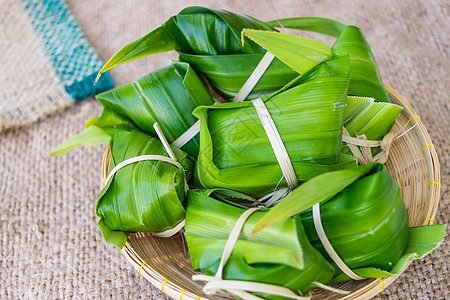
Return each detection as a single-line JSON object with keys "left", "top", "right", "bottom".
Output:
{"left": 0, "top": 0, "right": 113, "bottom": 133}
{"left": 1, "top": 0, "right": 448, "bottom": 299}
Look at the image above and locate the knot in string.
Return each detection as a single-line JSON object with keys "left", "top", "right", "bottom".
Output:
{"left": 342, "top": 120, "right": 415, "bottom": 165}
{"left": 380, "top": 130, "right": 396, "bottom": 152}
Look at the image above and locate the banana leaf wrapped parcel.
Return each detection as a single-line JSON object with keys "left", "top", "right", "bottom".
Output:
{"left": 265, "top": 18, "right": 391, "bottom": 102}
{"left": 252, "top": 163, "right": 446, "bottom": 283}
{"left": 97, "top": 126, "right": 195, "bottom": 248}
{"left": 185, "top": 164, "right": 444, "bottom": 298}
{"left": 237, "top": 28, "right": 402, "bottom": 153}
{"left": 96, "top": 7, "right": 335, "bottom": 100}
{"left": 193, "top": 56, "right": 356, "bottom": 196}
{"left": 185, "top": 189, "right": 335, "bottom": 298}
{"left": 97, "top": 8, "right": 390, "bottom": 102}
{"left": 50, "top": 62, "right": 213, "bottom": 157}
{"left": 300, "top": 163, "right": 409, "bottom": 279}
{"left": 47, "top": 7, "right": 445, "bottom": 298}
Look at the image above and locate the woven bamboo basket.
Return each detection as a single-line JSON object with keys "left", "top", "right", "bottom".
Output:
{"left": 100, "top": 85, "right": 440, "bottom": 300}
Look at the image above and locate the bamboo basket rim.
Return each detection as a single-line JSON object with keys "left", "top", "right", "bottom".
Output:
{"left": 100, "top": 85, "right": 441, "bottom": 300}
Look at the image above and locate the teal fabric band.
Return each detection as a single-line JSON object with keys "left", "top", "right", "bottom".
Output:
{"left": 21, "top": 0, "right": 114, "bottom": 100}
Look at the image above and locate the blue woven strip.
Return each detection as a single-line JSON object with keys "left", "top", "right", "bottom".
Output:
{"left": 21, "top": 0, "right": 113, "bottom": 101}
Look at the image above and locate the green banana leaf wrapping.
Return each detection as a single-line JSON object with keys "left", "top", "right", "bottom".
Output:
{"left": 170, "top": 6, "right": 272, "bottom": 54}
{"left": 193, "top": 56, "right": 356, "bottom": 196}
{"left": 96, "top": 62, "right": 213, "bottom": 156}
{"left": 266, "top": 17, "right": 346, "bottom": 38}
{"left": 106, "top": 5, "right": 273, "bottom": 60}
{"left": 99, "top": 9, "right": 390, "bottom": 102}
{"left": 237, "top": 28, "right": 401, "bottom": 152}
{"left": 266, "top": 18, "right": 391, "bottom": 102}
{"left": 332, "top": 26, "right": 390, "bottom": 102}
{"left": 97, "top": 126, "right": 195, "bottom": 248}
{"left": 300, "top": 163, "right": 409, "bottom": 277}
{"left": 344, "top": 96, "right": 402, "bottom": 139}
{"left": 178, "top": 52, "right": 299, "bottom": 100}
{"left": 50, "top": 62, "right": 212, "bottom": 157}
{"left": 97, "top": 7, "right": 336, "bottom": 100}
{"left": 252, "top": 163, "right": 446, "bottom": 282}
{"left": 185, "top": 189, "right": 335, "bottom": 298}
{"left": 342, "top": 96, "right": 402, "bottom": 155}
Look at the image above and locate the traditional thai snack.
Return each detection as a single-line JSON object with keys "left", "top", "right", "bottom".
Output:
{"left": 96, "top": 126, "right": 194, "bottom": 248}
{"left": 95, "top": 7, "right": 337, "bottom": 100}
{"left": 194, "top": 56, "right": 356, "bottom": 196}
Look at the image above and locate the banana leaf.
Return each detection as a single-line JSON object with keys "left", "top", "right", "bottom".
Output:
{"left": 193, "top": 56, "right": 356, "bottom": 197}
{"left": 96, "top": 7, "right": 335, "bottom": 100}
{"left": 344, "top": 96, "right": 401, "bottom": 138}
{"left": 242, "top": 29, "right": 332, "bottom": 76}
{"left": 266, "top": 17, "right": 346, "bottom": 38}
{"left": 329, "top": 224, "right": 446, "bottom": 284}
{"left": 180, "top": 28, "right": 332, "bottom": 99}
{"left": 342, "top": 96, "right": 402, "bottom": 155}
{"left": 265, "top": 18, "right": 391, "bottom": 102}
{"left": 300, "top": 164, "right": 409, "bottom": 276}
{"left": 178, "top": 53, "right": 299, "bottom": 99}
{"left": 97, "top": 125, "right": 195, "bottom": 248}
{"left": 333, "top": 26, "right": 390, "bottom": 102}
{"left": 97, "top": 6, "right": 273, "bottom": 75}
{"left": 252, "top": 163, "right": 445, "bottom": 281}
{"left": 49, "top": 107, "right": 136, "bottom": 157}
{"left": 185, "top": 189, "right": 335, "bottom": 298}
{"left": 50, "top": 62, "right": 212, "bottom": 157}
{"left": 96, "top": 62, "right": 212, "bottom": 156}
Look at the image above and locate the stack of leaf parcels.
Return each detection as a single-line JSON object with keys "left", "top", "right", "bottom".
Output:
{"left": 52, "top": 6, "right": 445, "bottom": 299}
